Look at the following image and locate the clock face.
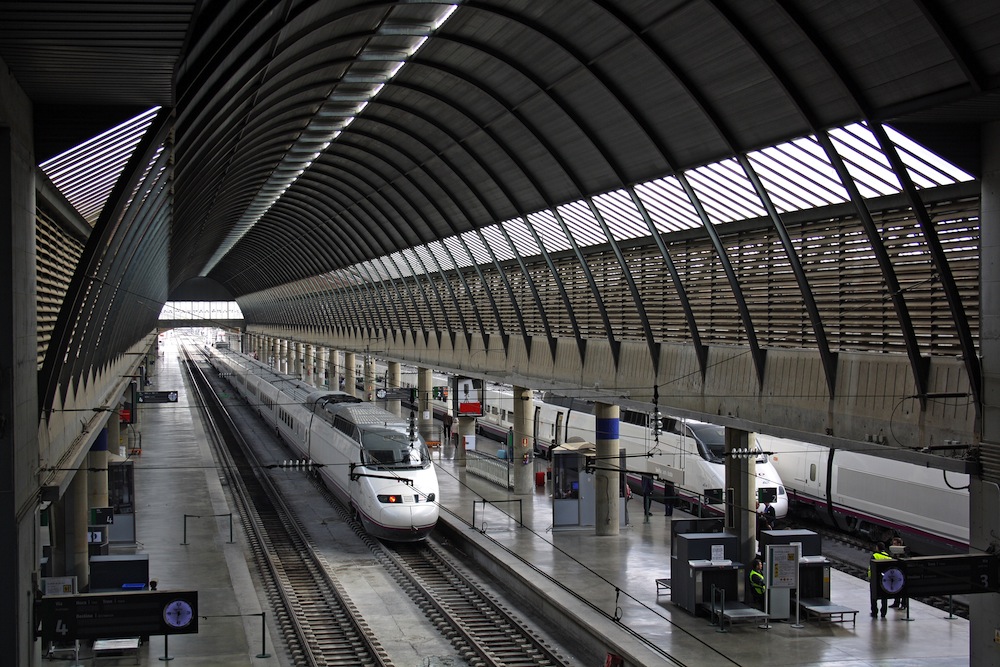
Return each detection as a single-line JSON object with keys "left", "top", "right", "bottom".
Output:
{"left": 163, "top": 599, "right": 194, "bottom": 628}
{"left": 881, "top": 567, "right": 905, "bottom": 594}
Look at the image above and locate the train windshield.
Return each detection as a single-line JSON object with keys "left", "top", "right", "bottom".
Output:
{"left": 362, "top": 430, "right": 432, "bottom": 468}
{"left": 688, "top": 423, "right": 726, "bottom": 463}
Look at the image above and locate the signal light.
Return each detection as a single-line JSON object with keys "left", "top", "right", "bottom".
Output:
{"left": 377, "top": 494, "right": 403, "bottom": 504}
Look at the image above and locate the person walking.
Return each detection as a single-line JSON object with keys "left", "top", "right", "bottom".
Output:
{"left": 641, "top": 474, "right": 654, "bottom": 519}
{"left": 869, "top": 541, "right": 892, "bottom": 618}
{"left": 663, "top": 480, "right": 675, "bottom": 516}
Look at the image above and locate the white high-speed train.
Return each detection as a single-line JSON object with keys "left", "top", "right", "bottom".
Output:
{"left": 759, "top": 434, "right": 970, "bottom": 554}
{"left": 206, "top": 345, "right": 439, "bottom": 541}
{"left": 385, "top": 367, "right": 787, "bottom": 520}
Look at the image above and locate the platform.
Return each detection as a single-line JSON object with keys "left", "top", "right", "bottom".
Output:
{"left": 71, "top": 339, "right": 969, "bottom": 666}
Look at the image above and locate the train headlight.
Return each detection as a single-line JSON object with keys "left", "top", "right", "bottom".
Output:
{"left": 377, "top": 494, "right": 403, "bottom": 504}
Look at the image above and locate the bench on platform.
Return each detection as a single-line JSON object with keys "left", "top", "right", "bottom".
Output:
{"left": 799, "top": 598, "right": 859, "bottom": 627}
{"left": 703, "top": 602, "right": 770, "bottom": 631}
{"left": 655, "top": 578, "right": 671, "bottom": 596}
{"left": 92, "top": 637, "right": 141, "bottom": 665}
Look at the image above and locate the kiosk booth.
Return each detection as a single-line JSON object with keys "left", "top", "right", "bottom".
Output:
{"left": 550, "top": 439, "right": 625, "bottom": 529}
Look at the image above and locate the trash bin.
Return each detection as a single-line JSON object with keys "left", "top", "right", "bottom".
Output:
{"left": 535, "top": 471, "right": 545, "bottom": 486}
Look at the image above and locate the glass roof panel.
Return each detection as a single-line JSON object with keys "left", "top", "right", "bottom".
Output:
{"left": 829, "top": 124, "right": 901, "bottom": 197}
{"left": 427, "top": 239, "right": 458, "bottom": 272}
{"left": 557, "top": 201, "right": 606, "bottom": 246}
{"left": 883, "top": 124, "right": 975, "bottom": 187}
{"left": 527, "top": 210, "right": 573, "bottom": 253}
{"left": 592, "top": 190, "right": 647, "bottom": 241}
{"left": 502, "top": 217, "right": 542, "bottom": 257}
{"left": 686, "top": 159, "right": 767, "bottom": 222}
{"left": 633, "top": 177, "right": 703, "bottom": 233}
{"left": 480, "top": 225, "right": 517, "bottom": 262}
{"left": 461, "top": 229, "right": 493, "bottom": 265}
{"left": 443, "top": 235, "right": 475, "bottom": 269}
{"left": 39, "top": 106, "right": 160, "bottom": 224}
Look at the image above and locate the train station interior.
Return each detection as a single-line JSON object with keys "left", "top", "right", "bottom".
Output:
{"left": 1, "top": 2, "right": 1000, "bottom": 665}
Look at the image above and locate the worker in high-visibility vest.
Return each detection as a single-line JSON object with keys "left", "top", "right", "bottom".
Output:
{"left": 869, "top": 542, "right": 892, "bottom": 618}
{"left": 749, "top": 558, "right": 766, "bottom": 610}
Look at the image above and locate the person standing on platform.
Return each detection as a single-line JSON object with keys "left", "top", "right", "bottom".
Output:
{"left": 663, "top": 480, "right": 675, "bottom": 516}
{"left": 442, "top": 413, "right": 453, "bottom": 446}
{"left": 869, "top": 541, "right": 892, "bottom": 618}
{"left": 641, "top": 474, "right": 654, "bottom": 518}
{"left": 762, "top": 498, "right": 776, "bottom": 528}
{"left": 889, "top": 536, "right": 908, "bottom": 610}
{"left": 749, "top": 558, "right": 766, "bottom": 610}
{"left": 623, "top": 479, "right": 632, "bottom": 525}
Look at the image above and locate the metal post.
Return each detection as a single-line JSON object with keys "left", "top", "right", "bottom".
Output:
{"left": 181, "top": 515, "right": 189, "bottom": 545}
{"left": 256, "top": 612, "right": 270, "bottom": 658}
{"left": 159, "top": 634, "right": 173, "bottom": 661}
{"left": 945, "top": 595, "right": 955, "bottom": 619}
{"left": 228, "top": 513, "right": 234, "bottom": 543}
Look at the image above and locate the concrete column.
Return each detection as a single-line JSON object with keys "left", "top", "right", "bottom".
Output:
{"left": 455, "top": 417, "right": 473, "bottom": 467}
{"left": 64, "top": 471, "right": 89, "bottom": 590}
{"left": 595, "top": 402, "right": 620, "bottom": 535}
{"left": 725, "top": 428, "right": 756, "bottom": 567}
{"left": 272, "top": 338, "right": 279, "bottom": 368}
{"left": 512, "top": 386, "right": 534, "bottom": 495}
{"left": 284, "top": 340, "right": 292, "bottom": 375}
{"left": 294, "top": 342, "right": 303, "bottom": 379}
{"left": 417, "top": 367, "right": 434, "bottom": 444}
{"left": 387, "top": 361, "right": 402, "bottom": 417}
{"left": 364, "top": 356, "right": 376, "bottom": 401}
{"left": 315, "top": 347, "right": 326, "bottom": 387}
{"left": 344, "top": 352, "right": 357, "bottom": 397}
{"left": 303, "top": 344, "right": 313, "bottom": 385}
{"left": 327, "top": 349, "right": 339, "bottom": 390}
{"left": 971, "top": 120, "right": 1000, "bottom": 664}
{"left": 88, "top": 428, "right": 109, "bottom": 510}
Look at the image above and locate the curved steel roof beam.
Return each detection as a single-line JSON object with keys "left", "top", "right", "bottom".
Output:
{"left": 771, "top": 2, "right": 981, "bottom": 410}
{"left": 627, "top": 186, "right": 708, "bottom": 375}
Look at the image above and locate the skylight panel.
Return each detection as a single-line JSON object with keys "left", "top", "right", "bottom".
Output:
{"left": 883, "top": 125, "right": 973, "bottom": 185}
{"left": 747, "top": 148, "right": 836, "bottom": 210}
{"left": 461, "top": 229, "right": 493, "bottom": 265}
{"left": 527, "top": 210, "right": 572, "bottom": 253}
{"left": 829, "top": 124, "right": 901, "bottom": 197}
{"left": 502, "top": 217, "right": 542, "bottom": 257}
{"left": 593, "top": 190, "right": 648, "bottom": 241}
{"left": 427, "top": 240, "right": 458, "bottom": 272}
{"left": 557, "top": 201, "right": 606, "bottom": 247}
{"left": 39, "top": 106, "right": 160, "bottom": 224}
{"left": 443, "top": 235, "right": 475, "bottom": 269}
{"left": 633, "top": 177, "right": 702, "bottom": 232}
{"left": 480, "top": 225, "right": 517, "bottom": 262}
{"left": 686, "top": 160, "right": 766, "bottom": 222}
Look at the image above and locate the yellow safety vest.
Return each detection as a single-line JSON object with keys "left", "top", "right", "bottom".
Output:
{"left": 750, "top": 568, "right": 765, "bottom": 594}
{"left": 869, "top": 550, "right": 892, "bottom": 579}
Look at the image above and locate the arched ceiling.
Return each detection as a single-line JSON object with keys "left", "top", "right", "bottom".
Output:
{"left": 3, "top": 0, "right": 1000, "bottom": 463}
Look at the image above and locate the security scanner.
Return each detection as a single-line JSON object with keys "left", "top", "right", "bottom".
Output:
{"left": 760, "top": 529, "right": 855, "bottom": 624}
{"left": 671, "top": 532, "right": 743, "bottom": 615}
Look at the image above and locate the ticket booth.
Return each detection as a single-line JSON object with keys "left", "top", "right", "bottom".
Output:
{"left": 551, "top": 439, "right": 625, "bottom": 529}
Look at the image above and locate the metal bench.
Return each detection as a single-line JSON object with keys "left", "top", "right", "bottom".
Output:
{"left": 655, "top": 578, "right": 671, "bottom": 596}
{"left": 799, "top": 598, "right": 859, "bottom": 627}
{"left": 704, "top": 602, "right": 770, "bottom": 631}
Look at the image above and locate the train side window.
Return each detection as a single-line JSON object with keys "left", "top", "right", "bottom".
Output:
{"left": 809, "top": 463, "right": 816, "bottom": 482}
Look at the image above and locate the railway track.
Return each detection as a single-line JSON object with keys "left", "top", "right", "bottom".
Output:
{"left": 184, "top": 348, "right": 393, "bottom": 667}
{"left": 188, "top": 342, "right": 579, "bottom": 667}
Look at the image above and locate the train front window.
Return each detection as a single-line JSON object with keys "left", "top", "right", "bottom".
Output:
{"left": 362, "top": 431, "right": 431, "bottom": 468}
{"left": 687, "top": 423, "right": 726, "bottom": 463}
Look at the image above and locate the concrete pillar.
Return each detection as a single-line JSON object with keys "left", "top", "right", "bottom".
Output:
{"left": 303, "top": 344, "right": 313, "bottom": 385}
{"left": 455, "top": 416, "right": 473, "bottom": 467}
{"left": 724, "top": 428, "right": 756, "bottom": 567}
{"left": 315, "top": 347, "right": 326, "bottom": 387}
{"left": 326, "top": 348, "right": 340, "bottom": 390}
{"left": 293, "top": 342, "right": 303, "bottom": 379}
{"left": 272, "top": 338, "right": 279, "bottom": 368}
{"left": 971, "top": 120, "right": 1000, "bottom": 664}
{"left": 64, "top": 471, "right": 89, "bottom": 590}
{"left": 284, "top": 340, "right": 292, "bottom": 375}
{"left": 364, "top": 356, "right": 376, "bottom": 401}
{"left": 417, "top": 367, "right": 434, "bottom": 444}
{"left": 344, "top": 352, "right": 356, "bottom": 397}
{"left": 512, "top": 386, "right": 534, "bottom": 495}
{"left": 107, "top": 408, "right": 122, "bottom": 458}
{"left": 387, "top": 361, "right": 402, "bottom": 418}
{"left": 595, "top": 402, "right": 620, "bottom": 535}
